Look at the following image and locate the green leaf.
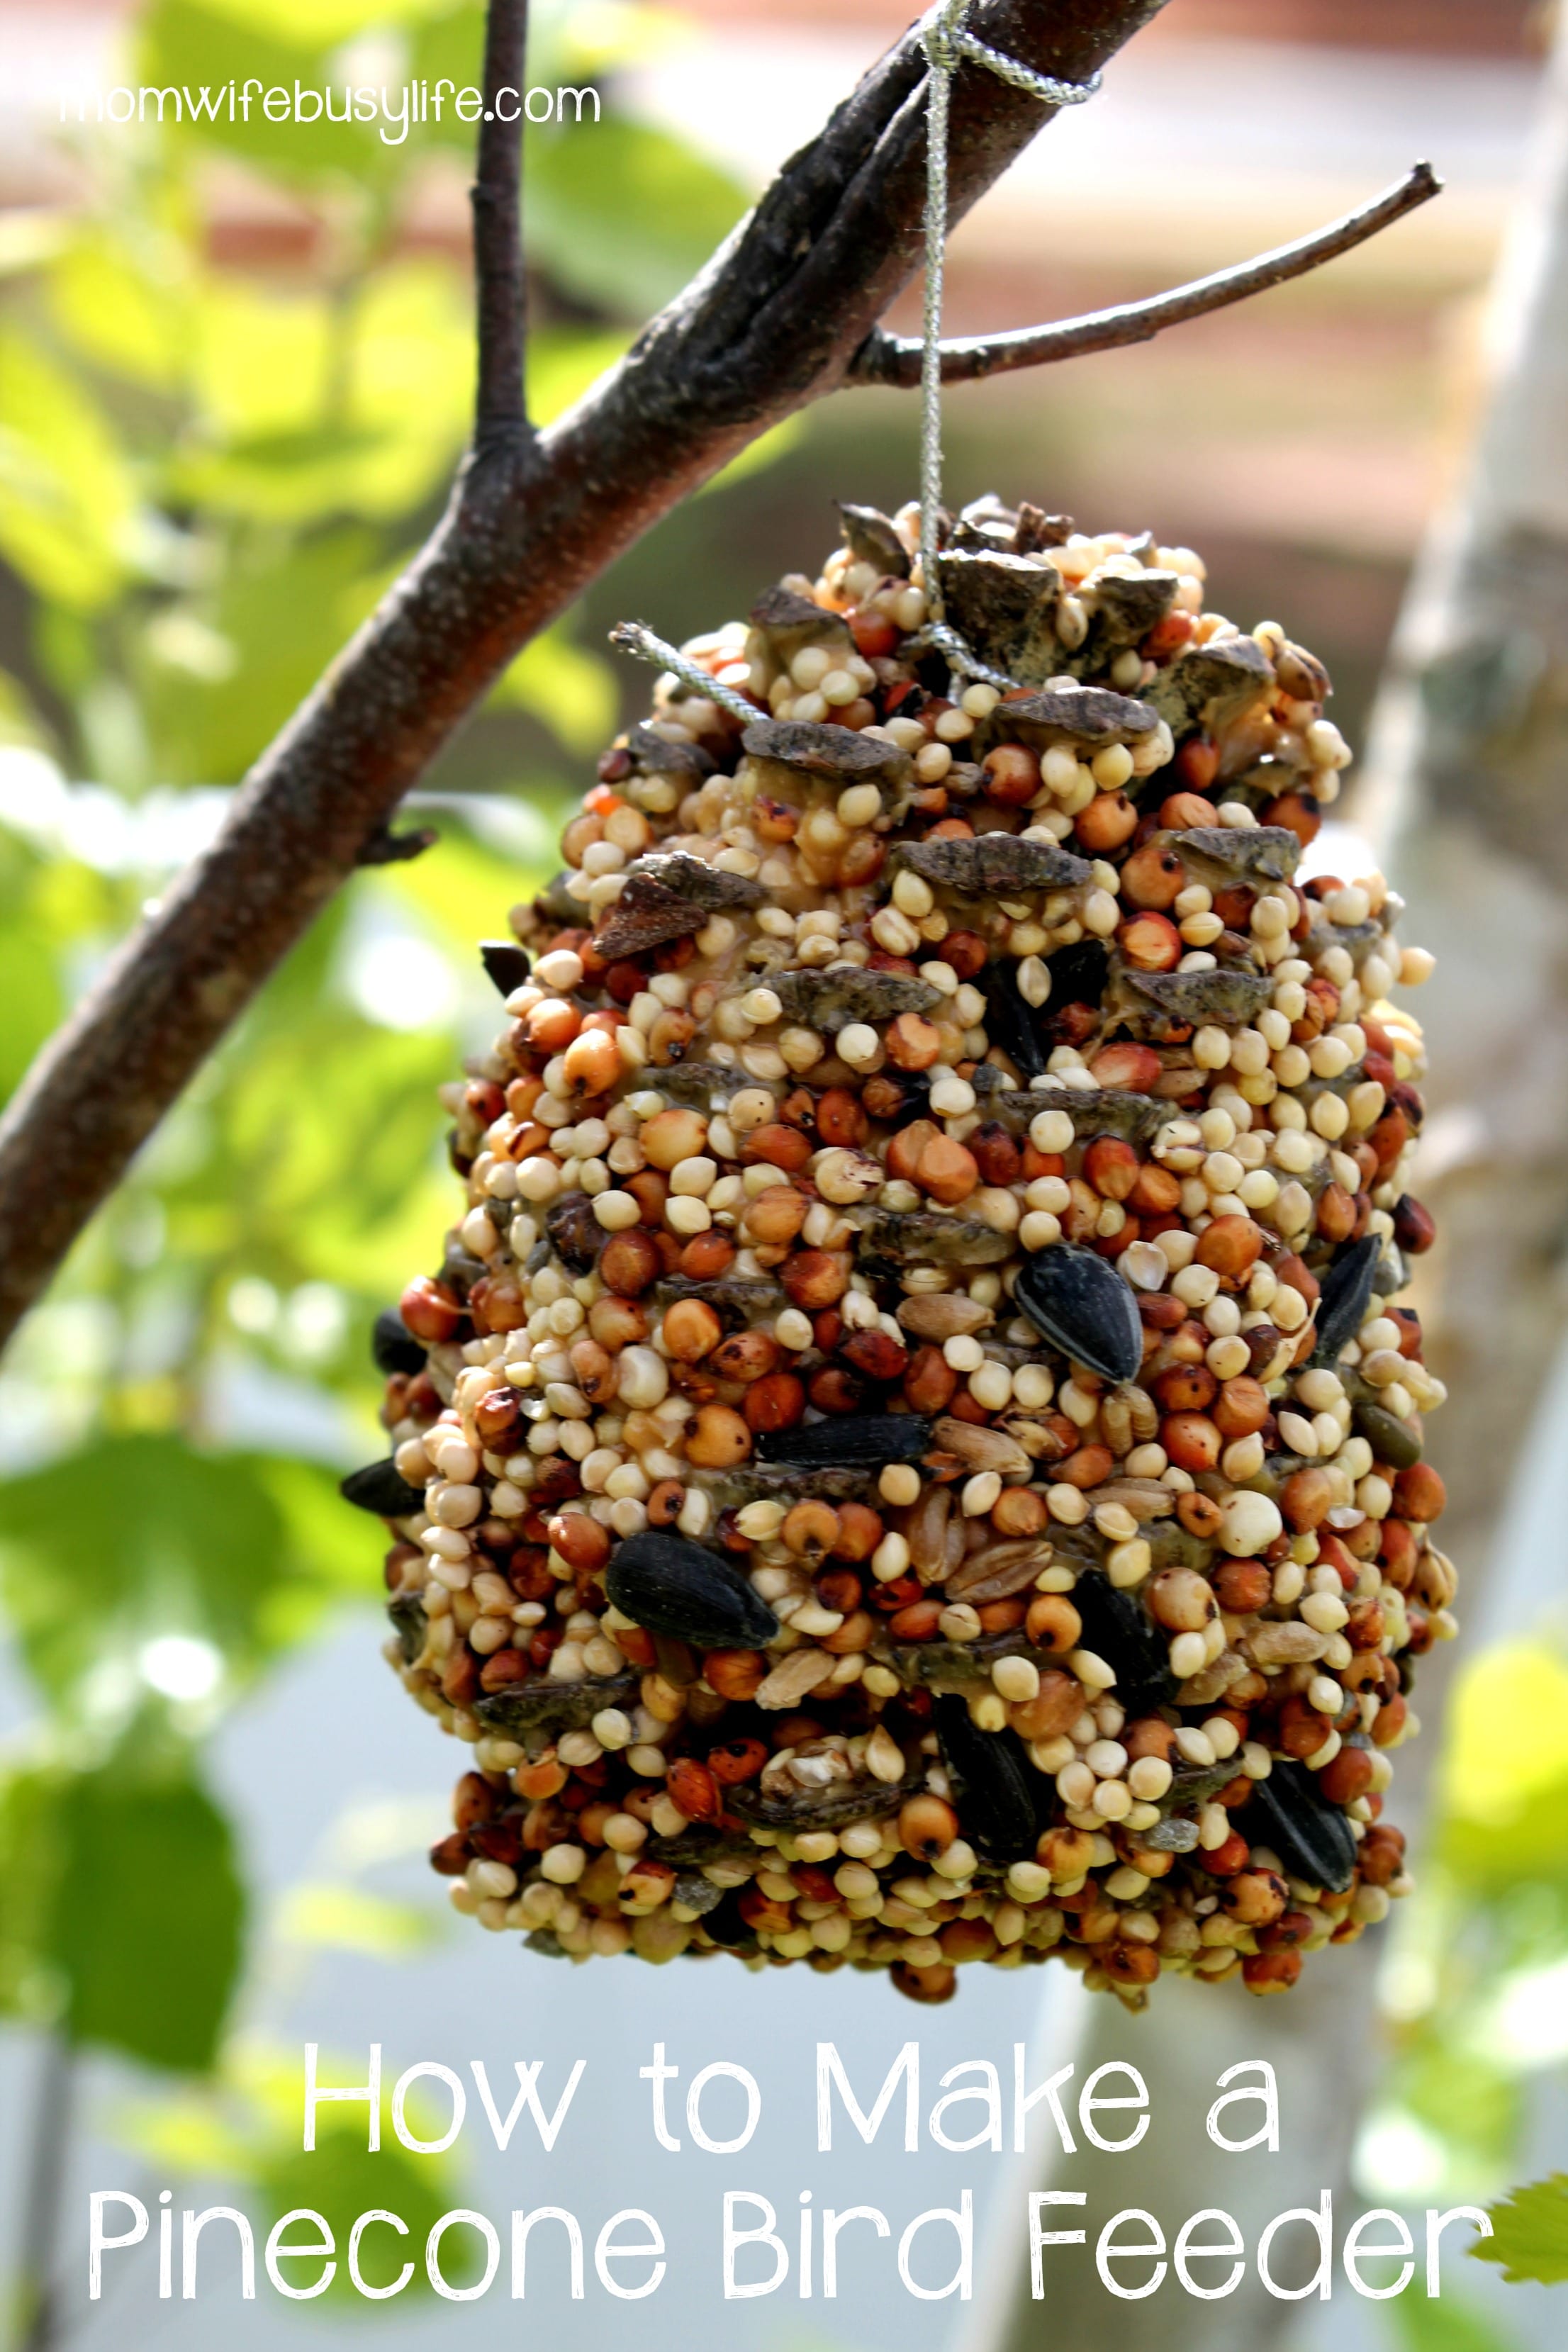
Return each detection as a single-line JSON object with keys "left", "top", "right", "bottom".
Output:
{"left": 1473, "top": 2174, "right": 1568, "bottom": 2285}
{"left": 0, "top": 1769, "right": 63, "bottom": 2025}
{"left": 1433, "top": 1643, "right": 1568, "bottom": 1897}
{"left": 48, "top": 231, "right": 189, "bottom": 391}
{"left": 0, "top": 1436, "right": 359, "bottom": 1710}
{"left": 488, "top": 619, "right": 617, "bottom": 755}
{"left": 525, "top": 118, "right": 745, "bottom": 315}
{"left": 527, "top": 326, "right": 630, "bottom": 427}
{"left": 171, "top": 262, "right": 473, "bottom": 521}
{"left": 0, "top": 328, "right": 138, "bottom": 609}
{"left": 0, "top": 1756, "right": 244, "bottom": 2071}
{"left": 138, "top": 526, "right": 381, "bottom": 782}
{"left": 276, "top": 1881, "right": 439, "bottom": 1959}
{"left": 119, "top": 2039, "right": 473, "bottom": 2304}
{"left": 196, "top": 0, "right": 454, "bottom": 37}
{"left": 135, "top": 0, "right": 399, "bottom": 189}
{"left": 702, "top": 414, "right": 805, "bottom": 498}
{"left": 191, "top": 277, "right": 334, "bottom": 445}
{"left": 0, "top": 842, "right": 65, "bottom": 1099}
{"left": 0, "top": 666, "right": 55, "bottom": 753}
{"left": 1443, "top": 1643, "right": 1568, "bottom": 1824}
{"left": 55, "top": 1764, "right": 245, "bottom": 2068}
{"left": 261, "top": 2129, "right": 481, "bottom": 2302}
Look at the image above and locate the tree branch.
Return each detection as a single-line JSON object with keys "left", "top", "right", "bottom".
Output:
{"left": 471, "top": 0, "right": 530, "bottom": 442}
{"left": 0, "top": 0, "right": 1230, "bottom": 1354}
{"left": 850, "top": 159, "right": 1443, "bottom": 385}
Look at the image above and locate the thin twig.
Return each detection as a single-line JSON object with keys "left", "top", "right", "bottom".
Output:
{"left": 851, "top": 159, "right": 1443, "bottom": 386}
{"left": 471, "top": 0, "right": 530, "bottom": 442}
{"left": 357, "top": 823, "right": 440, "bottom": 866}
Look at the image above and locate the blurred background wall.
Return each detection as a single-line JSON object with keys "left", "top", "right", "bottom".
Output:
{"left": 1, "top": 4, "right": 1566, "bottom": 2351}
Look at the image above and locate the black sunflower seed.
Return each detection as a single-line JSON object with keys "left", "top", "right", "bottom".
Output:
{"left": 340, "top": 1457, "right": 426, "bottom": 1518}
{"left": 755, "top": 1414, "right": 933, "bottom": 1470}
{"left": 1039, "top": 937, "right": 1110, "bottom": 1040}
{"left": 699, "top": 1887, "right": 758, "bottom": 1949}
{"left": 1311, "top": 1234, "right": 1384, "bottom": 1365}
{"left": 387, "top": 1596, "right": 426, "bottom": 1665}
{"left": 1064, "top": 1571, "right": 1174, "bottom": 1710}
{"left": 371, "top": 1309, "right": 426, "bottom": 1377}
{"left": 935, "top": 1696, "right": 1040, "bottom": 1860}
{"left": 604, "top": 1531, "right": 779, "bottom": 1650}
{"left": 1013, "top": 1246, "right": 1143, "bottom": 1384}
{"left": 982, "top": 961, "right": 1049, "bottom": 1079}
{"left": 479, "top": 940, "right": 531, "bottom": 997}
{"left": 1244, "top": 1759, "right": 1357, "bottom": 1895}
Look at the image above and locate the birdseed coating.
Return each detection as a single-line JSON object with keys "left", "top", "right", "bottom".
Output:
{"left": 353, "top": 497, "right": 1450, "bottom": 2007}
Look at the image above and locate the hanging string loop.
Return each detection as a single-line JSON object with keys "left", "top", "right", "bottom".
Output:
{"left": 612, "top": 4, "right": 1101, "bottom": 709}
{"left": 914, "top": 1, "right": 1099, "bottom": 675}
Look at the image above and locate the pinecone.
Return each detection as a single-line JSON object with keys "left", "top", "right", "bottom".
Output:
{"left": 350, "top": 498, "right": 1446, "bottom": 2005}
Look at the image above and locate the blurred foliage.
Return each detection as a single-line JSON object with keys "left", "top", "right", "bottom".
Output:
{"left": 1393, "top": 2291, "right": 1521, "bottom": 2352}
{"left": 0, "top": 0, "right": 753, "bottom": 2291}
{"left": 1357, "top": 1628, "right": 1568, "bottom": 2342}
{"left": 120, "top": 2041, "right": 476, "bottom": 2305}
{"left": 0, "top": 1745, "right": 242, "bottom": 2070}
{"left": 1473, "top": 2175, "right": 1568, "bottom": 2287}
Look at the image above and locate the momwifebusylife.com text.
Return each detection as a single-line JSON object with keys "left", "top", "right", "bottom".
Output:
{"left": 58, "top": 82, "right": 600, "bottom": 143}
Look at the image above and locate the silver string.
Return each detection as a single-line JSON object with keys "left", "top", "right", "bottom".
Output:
{"left": 607, "top": 621, "right": 758, "bottom": 725}
{"left": 917, "top": 1, "right": 1099, "bottom": 661}
{"left": 610, "top": 9, "right": 1100, "bottom": 710}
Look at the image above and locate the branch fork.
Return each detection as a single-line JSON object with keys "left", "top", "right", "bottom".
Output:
{"left": 0, "top": 0, "right": 1442, "bottom": 1353}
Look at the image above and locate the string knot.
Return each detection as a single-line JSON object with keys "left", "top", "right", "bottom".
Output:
{"left": 914, "top": 2, "right": 1100, "bottom": 649}
{"left": 920, "top": 0, "right": 965, "bottom": 75}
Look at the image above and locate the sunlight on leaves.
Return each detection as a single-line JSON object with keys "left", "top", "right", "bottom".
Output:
{"left": 276, "top": 1881, "right": 440, "bottom": 1959}
{"left": 0, "top": 330, "right": 138, "bottom": 608}
{"left": 118, "top": 2037, "right": 474, "bottom": 2302}
{"left": 489, "top": 620, "right": 618, "bottom": 756}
